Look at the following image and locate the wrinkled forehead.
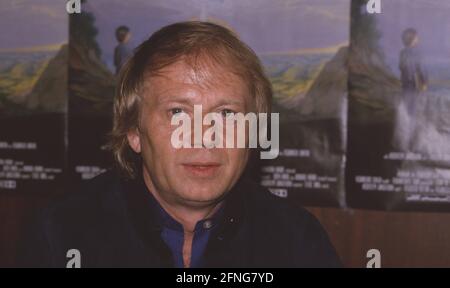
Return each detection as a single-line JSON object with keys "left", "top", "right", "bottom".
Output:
{"left": 142, "top": 57, "right": 253, "bottom": 106}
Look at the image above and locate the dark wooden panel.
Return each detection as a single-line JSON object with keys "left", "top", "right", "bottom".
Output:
{"left": 0, "top": 193, "right": 55, "bottom": 267}
{"left": 308, "top": 207, "right": 450, "bottom": 267}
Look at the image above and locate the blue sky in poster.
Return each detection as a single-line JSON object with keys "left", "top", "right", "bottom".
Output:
{"left": 0, "top": 0, "right": 67, "bottom": 50}
{"left": 1, "top": 0, "right": 449, "bottom": 76}
{"left": 82, "top": 0, "right": 350, "bottom": 69}
{"left": 0, "top": 0, "right": 350, "bottom": 63}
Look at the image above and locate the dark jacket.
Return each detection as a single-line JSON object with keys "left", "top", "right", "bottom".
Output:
{"left": 21, "top": 170, "right": 341, "bottom": 268}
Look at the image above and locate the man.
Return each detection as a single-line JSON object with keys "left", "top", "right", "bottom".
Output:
{"left": 21, "top": 21, "right": 341, "bottom": 268}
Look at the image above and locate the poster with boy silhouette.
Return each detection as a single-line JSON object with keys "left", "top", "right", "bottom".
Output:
{"left": 68, "top": 0, "right": 115, "bottom": 182}
{"left": 0, "top": 0, "right": 67, "bottom": 193}
{"left": 347, "top": 0, "right": 450, "bottom": 210}
{"left": 69, "top": 0, "right": 349, "bottom": 207}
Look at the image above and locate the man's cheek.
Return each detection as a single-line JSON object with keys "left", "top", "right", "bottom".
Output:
{"left": 146, "top": 118, "right": 174, "bottom": 143}
{"left": 231, "top": 149, "right": 249, "bottom": 170}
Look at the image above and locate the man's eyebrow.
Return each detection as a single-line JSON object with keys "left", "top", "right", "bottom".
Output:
{"left": 156, "top": 96, "right": 246, "bottom": 107}
{"left": 156, "top": 97, "right": 194, "bottom": 105}
{"left": 213, "top": 98, "right": 246, "bottom": 107}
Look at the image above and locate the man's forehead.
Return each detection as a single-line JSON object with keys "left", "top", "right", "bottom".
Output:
{"left": 143, "top": 60, "right": 251, "bottom": 102}
{"left": 149, "top": 59, "right": 244, "bottom": 84}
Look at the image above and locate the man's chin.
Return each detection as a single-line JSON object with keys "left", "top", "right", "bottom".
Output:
{"left": 175, "top": 188, "right": 227, "bottom": 207}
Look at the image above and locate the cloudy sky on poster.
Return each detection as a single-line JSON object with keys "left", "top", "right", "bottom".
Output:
{"left": 0, "top": 0, "right": 67, "bottom": 50}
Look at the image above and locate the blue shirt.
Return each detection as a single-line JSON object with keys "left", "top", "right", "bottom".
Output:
{"left": 147, "top": 192, "right": 224, "bottom": 268}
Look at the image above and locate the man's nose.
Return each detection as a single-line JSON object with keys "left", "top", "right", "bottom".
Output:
{"left": 191, "top": 112, "right": 223, "bottom": 149}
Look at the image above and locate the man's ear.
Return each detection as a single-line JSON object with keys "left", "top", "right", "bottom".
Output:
{"left": 127, "top": 128, "right": 141, "bottom": 153}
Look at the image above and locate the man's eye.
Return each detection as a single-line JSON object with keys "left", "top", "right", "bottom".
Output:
{"left": 221, "top": 109, "right": 236, "bottom": 117}
{"left": 170, "top": 108, "right": 184, "bottom": 115}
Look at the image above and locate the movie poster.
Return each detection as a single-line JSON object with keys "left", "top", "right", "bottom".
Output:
{"left": 0, "top": 1, "right": 67, "bottom": 193}
{"left": 347, "top": 0, "right": 450, "bottom": 210}
{"left": 70, "top": 0, "right": 349, "bottom": 207}
{"left": 68, "top": 0, "right": 115, "bottom": 182}
{"left": 253, "top": 1, "right": 349, "bottom": 206}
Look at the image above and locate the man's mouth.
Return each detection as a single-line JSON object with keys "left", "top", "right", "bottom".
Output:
{"left": 182, "top": 162, "right": 221, "bottom": 177}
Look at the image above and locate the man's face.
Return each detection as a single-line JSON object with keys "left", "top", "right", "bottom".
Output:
{"left": 127, "top": 60, "right": 252, "bottom": 208}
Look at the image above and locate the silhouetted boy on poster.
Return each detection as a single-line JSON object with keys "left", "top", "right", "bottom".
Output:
{"left": 399, "top": 28, "right": 428, "bottom": 116}
{"left": 114, "top": 26, "right": 133, "bottom": 74}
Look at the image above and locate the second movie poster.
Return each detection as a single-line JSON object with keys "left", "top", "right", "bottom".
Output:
{"left": 347, "top": 0, "right": 450, "bottom": 211}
